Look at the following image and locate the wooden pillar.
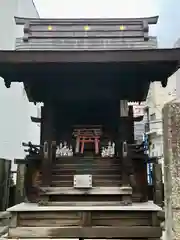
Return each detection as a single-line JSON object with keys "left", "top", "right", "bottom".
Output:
{"left": 41, "top": 102, "right": 55, "bottom": 187}
{"left": 119, "top": 100, "right": 129, "bottom": 185}
{"left": 153, "top": 163, "right": 163, "bottom": 207}
{"left": 128, "top": 105, "right": 134, "bottom": 144}
{"left": 16, "top": 164, "right": 26, "bottom": 204}
{"left": 40, "top": 106, "right": 44, "bottom": 146}
{"left": 119, "top": 100, "right": 133, "bottom": 204}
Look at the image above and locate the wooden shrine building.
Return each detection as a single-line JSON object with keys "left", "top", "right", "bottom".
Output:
{"left": 1, "top": 16, "right": 180, "bottom": 239}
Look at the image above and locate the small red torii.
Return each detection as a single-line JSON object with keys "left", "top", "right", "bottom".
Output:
{"left": 73, "top": 125, "right": 102, "bottom": 154}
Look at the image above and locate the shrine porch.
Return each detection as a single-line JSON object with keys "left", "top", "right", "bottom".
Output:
{"left": 7, "top": 201, "right": 162, "bottom": 239}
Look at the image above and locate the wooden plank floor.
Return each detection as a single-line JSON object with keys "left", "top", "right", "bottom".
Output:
{"left": 7, "top": 202, "right": 162, "bottom": 239}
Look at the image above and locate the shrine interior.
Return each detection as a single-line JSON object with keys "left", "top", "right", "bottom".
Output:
{"left": 53, "top": 99, "right": 119, "bottom": 147}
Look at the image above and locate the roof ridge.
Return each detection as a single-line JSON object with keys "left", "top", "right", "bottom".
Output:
{"left": 14, "top": 16, "right": 159, "bottom": 25}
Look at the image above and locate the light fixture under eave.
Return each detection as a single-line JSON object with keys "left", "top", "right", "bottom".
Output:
{"left": 119, "top": 25, "right": 125, "bottom": 31}
{"left": 84, "top": 25, "right": 90, "bottom": 31}
{"left": 48, "top": 25, "right": 52, "bottom": 31}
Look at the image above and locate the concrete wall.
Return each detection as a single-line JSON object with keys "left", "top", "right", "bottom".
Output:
{"left": 0, "top": 0, "right": 39, "bottom": 170}
{"left": 147, "top": 78, "right": 176, "bottom": 121}
{"left": 145, "top": 61, "right": 177, "bottom": 180}
{"left": 163, "top": 100, "right": 180, "bottom": 240}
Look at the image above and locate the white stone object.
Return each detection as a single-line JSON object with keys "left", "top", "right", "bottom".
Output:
{"left": 56, "top": 146, "right": 60, "bottom": 157}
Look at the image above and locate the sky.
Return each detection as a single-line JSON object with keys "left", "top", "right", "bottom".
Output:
{"left": 34, "top": 0, "right": 180, "bottom": 47}
{"left": 33, "top": 0, "right": 180, "bottom": 48}
{"left": 33, "top": 0, "right": 160, "bottom": 43}
{"left": 34, "top": 0, "right": 160, "bottom": 18}
{"left": 156, "top": 0, "right": 180, "bottom": 47}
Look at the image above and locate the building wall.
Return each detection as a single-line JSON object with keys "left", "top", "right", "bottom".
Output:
{"left": 145, "top": 43, "right": 178, "bottom": 180}
{"left": 0, "top": 0, "right": 39, "bottom": 170}
{"left": 146, "top": 78, "right": 176, "bottom": 132}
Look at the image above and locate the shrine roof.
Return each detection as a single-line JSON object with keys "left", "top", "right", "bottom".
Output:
{"left": 15, "top": 16, "right": 158, "bottom": 51}
{"left": 0, "top": 48, "right": 179, "bottom": 102}
{"left": 15, "top": 16, "right": 158, "bottom": 25}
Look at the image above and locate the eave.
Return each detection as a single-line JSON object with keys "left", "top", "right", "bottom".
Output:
{"left": 0, "top": 48, "right": 179, "bottom": 102}
{"left": 0, "top": 48, "right": 179, "bottom": 64}
{"left": 14, "top": 16, "right": 159, "bottom": 25}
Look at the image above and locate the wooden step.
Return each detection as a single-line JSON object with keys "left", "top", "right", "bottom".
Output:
{"left": 53, "top": 163, "right": 121, "bottom": 169}
{"left": 49, "top": 194, "right": 130, "bottom": 203}
{"left": 38, "top": 179, "right": 122, "bottom": 187}
{"left": 51, "top": 168, "right": 120, "bottom": 175}
{"left": 51, "top": 179, "right": 122, "bottom": 187}
{"left": 7, "top": 202, "right": 162, "bottom": 239}
{"left": 55, "top": 157, "right": 120, "bottom": 165}
{"left": 40, "top": 186, "right": 131, "bottom": 195}
{"left": 51, "top": 174, "right": 121, "bottom": 181}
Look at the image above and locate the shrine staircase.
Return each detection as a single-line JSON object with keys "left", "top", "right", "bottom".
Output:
{"left": 36, "top": 155, "right": 147, "bottom": 203}
{"left": 7, "top": 157, "right": 163, "bottom": 239}
{"left": 37, "top": 156, "right": 133, "bottom": 203}
{"left": 52, "top": 156, "right": 122, "bottom": 187}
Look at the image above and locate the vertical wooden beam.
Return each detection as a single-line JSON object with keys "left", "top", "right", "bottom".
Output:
{"left": 15, "top": 164, "right": 26, "bottom": 204}
{"left": 42, "top": 141, "right": 51, "bottom": 187}
{"left": 2, "top": 159, "right": 11, "bottom": 210}
{"left": 41, "top": 102, "right": 54, "bottom": 187}
{"left": 119, "top": 100, "right": 133, "bottom": 204}
{"left": 81, "top": 211, "right": 92, "bottom": 226}
{"left": 128, "top": 105, "right": 134, "bottom": 144}
{"left": 40, "top": 106, "right": 44, "bottom": 147}
{"left": 119, "top": 100, "right": 129, "bottom": 185}
{"left": 153, "top": 163, "right": 163, "bottom": 207}
{"left": 10, "top": 213, "right": 17, "bottom": 228}
{"left": 138, "top": 160, "right": 148, "bottom": 202}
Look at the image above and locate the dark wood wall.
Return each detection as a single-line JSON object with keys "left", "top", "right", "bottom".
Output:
{"left": 53, "top": 99, "right": 119, "bottom": 143}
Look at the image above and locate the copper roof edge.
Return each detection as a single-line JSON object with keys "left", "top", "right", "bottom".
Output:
{"left": 14, "top": 16, "right": 159, "bottom": 25}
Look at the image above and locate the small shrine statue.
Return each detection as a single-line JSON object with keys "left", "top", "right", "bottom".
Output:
{"left": 62, "top": 141, "right": 68, "bottom": 156}
{"left": 112, "top": 142, "right": 115, "bottom": 156}
{"left": 101, "top": 141, "right": 115, "bottom": 158}
{"left": 101, "top": 147, "right": 106, "bottom": 157}
{"left": 59, "top": 142, "right": 63, "bottom": 156}
{"left": 56, "top": 141, "right": 74, "bottom": 157}
{"left": 107, "top": 141, "right": 112, "bottom": 156}
{"left": 59, "top": 142, "right": 63, "bottom": 149}
{"left": 56, "top": 146, "right": 61, "bottom": 157}
{"left": 68, "top": 145, "right": 73, "bottom": 156}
